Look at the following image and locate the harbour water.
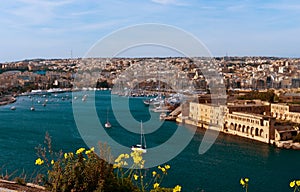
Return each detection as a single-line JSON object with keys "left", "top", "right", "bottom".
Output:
{"left": 0, "top": 91, "right": 299, "bottom": 192}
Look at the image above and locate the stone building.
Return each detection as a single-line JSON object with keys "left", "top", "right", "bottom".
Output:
{"left": 188, "top": 102, "right": 226, "bottom": 131}
{"left": 271, "top": 103, "right": 300, "bottom": 123}
{"left": 224, "top": 112, "right": 275, "bottom": 143}
{"left": 185, "top": 102, "right": 298, "bottom": 144}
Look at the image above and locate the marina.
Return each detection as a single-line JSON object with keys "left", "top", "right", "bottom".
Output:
{"left": 0, "top": 90, "right": 299, "bottom": 192}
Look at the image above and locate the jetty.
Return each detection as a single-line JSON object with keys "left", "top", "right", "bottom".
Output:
{"left": 162, "top": 106, "right": 181, "bottom": 121}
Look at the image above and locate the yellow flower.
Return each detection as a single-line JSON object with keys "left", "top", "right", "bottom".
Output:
{"left": 152, "top": 171, "right": 157, "bottom": 177}
{"left": 296, "top": 180, "right": 300, "bottom": 186}
{"left": 153, "top": 183, "right": 159, "bottom": 189}
{"left": 245, "top": 178, "right": 249, "bottom": 182}
{"left": 165, "top": 164, "right": 171, "bottom": 170}
{"left": 35, "top": 158, "right": 44, "bottom": 165}
{"left": 90, "top": 147, "right": 95, "bottom": 152}
{"left": 240, "top": 178, "right": 245, "bottom": 186}
{"left": 290, "top": 181, "right": 296, "bottom": 188}
{"left": 85, "top": 150, "right": 91, "bottom": 155}
{"left": 115, "top": 158, "right": 121, "bottom": 163}
{"left": 158, "top": 165, "right": 162, "bottom": 169}
{"left": 124, "top": 154, "right": 129, "bottom": 158}
{"left": 51, "top": 160, "right": 54, "bottom": 165}
{"left": 76, "top": 147, "right": 85, "bottom": 154}
{"left": 133, "top": 174, "right": 139, "bottom": 180}
{"left": 173, "top": 185, "right": 181, "bottom": 192}
{"left": 64, "top": 153, "right": 68, "bottom": 159}
{"left": 130, "top": 151, "right": 143, "bottom": 165}
{"left": 161, "top": 167, "right": 166, "bottom": 173}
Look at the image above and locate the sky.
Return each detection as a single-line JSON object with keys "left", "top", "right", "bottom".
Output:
{"left": 1, "top": 0, "right": 300, "bottom": 62}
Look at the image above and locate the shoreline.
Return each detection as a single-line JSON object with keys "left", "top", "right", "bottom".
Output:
{"left": 176, "top": 116, "right": 300, "bottom": 150}
{"left": 0, "top": 96, "right": 16, "bottom": 106}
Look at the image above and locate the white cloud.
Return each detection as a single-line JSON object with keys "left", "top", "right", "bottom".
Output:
{"left": 3, "top": 0, "right": 74, "bottom": 27}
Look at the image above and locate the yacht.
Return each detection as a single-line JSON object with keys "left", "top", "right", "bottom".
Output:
{"left": 104, "top": 108, "right": 112, "bottom": 128}
{"left": 131, "top": 121, "right": 147, "bottom": 153}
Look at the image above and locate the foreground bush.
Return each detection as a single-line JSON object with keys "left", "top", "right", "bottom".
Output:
{"left": 35, "top": 133, "right": 181, "bottom": 192}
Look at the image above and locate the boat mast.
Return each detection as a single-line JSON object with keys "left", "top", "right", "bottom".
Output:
{"left": 140, "top": 121, "right": 143, "bottom": 146}
{"left": 143, "top": 127, "right": 147, "bottom": 149}
{"left": 106, "top": 108, "right": 109, "bottom": 123}
{"left": 140, "top": 121, "right": 146, "bottom": 148}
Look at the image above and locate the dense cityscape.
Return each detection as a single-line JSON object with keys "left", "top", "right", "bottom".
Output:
{"left": 1, "top": 56, "right": 300, "bottom": 150}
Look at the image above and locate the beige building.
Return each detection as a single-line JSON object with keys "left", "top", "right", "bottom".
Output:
{"left": 224, "top": 112, "right": 275, "bottom": 143}
{"left": 188, "top": 102, "right": 226, "bottom": 131}
{"left": 271, "top": 103, "right": 300, "bottom": 123}
{"left": 185, "top": 102, "right": 298, "bottom": 144}
{"left": 227, "top": 100, "right": 270, "bottom": 115}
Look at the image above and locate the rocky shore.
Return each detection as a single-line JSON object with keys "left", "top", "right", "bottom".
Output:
{"left": 275, "top": 141, "right": 300, "bottom": 150}
{"left": 0, "top": 179, "right": 47, "bottom": 192}
{"left": 0, "top": 96, "right": 16, "bottom": 106}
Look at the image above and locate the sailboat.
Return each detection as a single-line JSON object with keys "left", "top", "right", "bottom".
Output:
{"left": 30, "top": 99, "right": 35, "bottom": 111}
{"left": 104, "top": 108, "right": 112, "bottom": 128}
{"left": 131, "top": 121, "right": 147, "bottom": 153}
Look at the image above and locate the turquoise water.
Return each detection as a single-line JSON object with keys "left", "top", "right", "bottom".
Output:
{"left": 0, "top": 91, "right": 299, "bottom": 192}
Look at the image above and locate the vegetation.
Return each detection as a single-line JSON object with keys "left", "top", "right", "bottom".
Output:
{"left": 237, "top": 90, "right": 278, "bottom": 103}
{"left": 293, "top": 133, "right": 300, "bottom": 142}
{"left": 34, "top": 133, "right": 181, "bottom": 192}
{"left": 240, "top": 177, "right": 249, "bottom": 192}
{"left": 290, "top": 180, "right": 300, "bottom": 191}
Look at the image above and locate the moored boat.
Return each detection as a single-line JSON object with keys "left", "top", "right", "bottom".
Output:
{"left": 131, "top": 121, "right": 147, "bottom": 153}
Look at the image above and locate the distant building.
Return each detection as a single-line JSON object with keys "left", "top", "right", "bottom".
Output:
{"left": 183, "top": 102, "right": 299, "bottom": 144}
{"left": 271, "top": 103, "right": 300, "bottom": 123}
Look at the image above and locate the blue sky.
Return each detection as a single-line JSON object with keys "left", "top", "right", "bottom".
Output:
{"left": 1, "top": 0, "right": 300, "bottom": 62}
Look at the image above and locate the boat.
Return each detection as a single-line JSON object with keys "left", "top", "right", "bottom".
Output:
{"left": 82, "top": 94, "right": 88, "bottom": 102}
{"left": 105, "top": 121, "right": 111, "bottom": 128}
{"left": 131, "top": 121, "right": 147, "bottom": 153}
{"left": 143, "top": 99, "right": 151, "bottom": 106}
{"left": 104, "top": 108, "right": 112, "bottom": 128}
{"left": 143, "top": 94, "right": 164, "bottom": 106}
{"left": 160, "top": 112, "right": 167, "bottom": 120}
{"left": 30, "top": 99, "right": 35, "bottom": 111}
{"left": 151, "top": 101, "right": 171, "bottom": 113}
{"left": 10, "top": 106, "right": 16, "bottom": 110}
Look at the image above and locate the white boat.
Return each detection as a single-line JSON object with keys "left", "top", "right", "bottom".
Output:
{"left": 143, "top": 94, "right": 163, "bottom": 106}
{"left": 160, "top": 112, "right": 167, "bottom": 120}
{"left": 105, "top": 122, "right": 112, "bottom": 128}
{"left": 131, "top": 121, "right": 147, "bottom": 153}
{"left": 104, "top": 108, "right": 112, "bottom": 128}
{"left": 82, "top": 94, "right": 88, "bottom": 102}
{"left": 10, "top": 106, "right": 16, "bottom": 110}
{"left": 30, "top": 99, "right": 35, "bottom": 111}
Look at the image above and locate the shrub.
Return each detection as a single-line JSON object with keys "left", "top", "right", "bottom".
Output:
{"left": 35, "top": 133, "right": 182, "bottom": 192}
